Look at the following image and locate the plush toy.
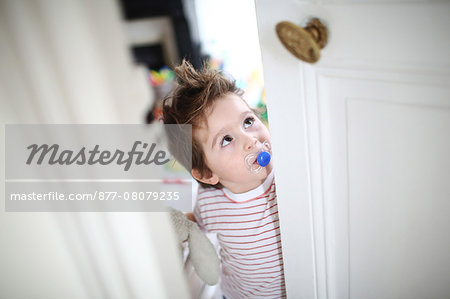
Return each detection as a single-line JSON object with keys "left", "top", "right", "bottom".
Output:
{"left": 169, "top": 207, "right": 220, "bottom": 285}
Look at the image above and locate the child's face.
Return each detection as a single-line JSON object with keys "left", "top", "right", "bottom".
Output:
{"left": 193, "top": 93, "right": 272, "bottom": 193}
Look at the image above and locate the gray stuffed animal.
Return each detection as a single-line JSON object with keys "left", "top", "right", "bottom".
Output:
{"left": 169, "top": 208, "right": 220, "bottom": 285}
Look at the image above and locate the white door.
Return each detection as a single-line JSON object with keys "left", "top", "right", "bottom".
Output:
{"left": 255, "top": 1, "right": 450, "bottom": 298}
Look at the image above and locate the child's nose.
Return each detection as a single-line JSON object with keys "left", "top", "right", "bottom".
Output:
{"left": 244, "top": 136, "right": 257, "bottom": 151}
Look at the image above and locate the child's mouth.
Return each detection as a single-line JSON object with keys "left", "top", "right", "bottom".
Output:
{"left": 245, "top": 141, "right": 272, "bottom": 173}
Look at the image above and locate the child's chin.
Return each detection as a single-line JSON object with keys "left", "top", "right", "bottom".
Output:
{"left": 261, "top": 163, "right": 273, "bottom": 175}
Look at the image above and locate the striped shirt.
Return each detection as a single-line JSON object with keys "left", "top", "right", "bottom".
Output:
{"left": 194, "top": 171, "right": 286, "bottom": 299}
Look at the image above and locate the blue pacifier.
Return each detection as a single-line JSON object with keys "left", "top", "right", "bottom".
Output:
{"left": 245, "top": 141, "right": 272, "bottom": 173}
{"left": 257, "top": 151, "right": 271, "bottom": 167}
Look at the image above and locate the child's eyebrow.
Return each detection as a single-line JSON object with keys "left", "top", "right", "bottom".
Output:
{"left": 211, "top": 111, "right": 253, "bottom": 149}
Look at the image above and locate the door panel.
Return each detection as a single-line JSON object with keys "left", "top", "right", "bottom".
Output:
{"left": 256, "top": 0, "right": 450, "bottom": 298}
{"left": 318, "top": 71, "right": 450, "bottom": 298}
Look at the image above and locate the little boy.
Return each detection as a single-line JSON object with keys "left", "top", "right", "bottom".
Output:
{"left": 163, "top": 60, "right": 285, "bottom": 298}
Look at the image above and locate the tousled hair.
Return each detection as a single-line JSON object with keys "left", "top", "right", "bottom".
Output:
{"left": 162, "top": 59, "right": 243, "bottom": 189}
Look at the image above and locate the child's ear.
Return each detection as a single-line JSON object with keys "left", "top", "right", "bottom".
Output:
{"left": 191, "top": 169, "right": 219, "bottom": 185}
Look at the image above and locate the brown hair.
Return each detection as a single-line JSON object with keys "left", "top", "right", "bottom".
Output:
{"left": 162, "top": 59, "right": 243, "bottom": 189}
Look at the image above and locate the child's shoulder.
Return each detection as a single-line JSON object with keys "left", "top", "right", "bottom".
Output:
{"left": 196, "top": 186, "right": 224, "bottom": 201}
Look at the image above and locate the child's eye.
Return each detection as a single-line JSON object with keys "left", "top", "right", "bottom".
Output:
{"left": 244, "top": 117, "right": 255, "bottom": 129}
{"left": 221, "top": 135, "right": 233, "bottom": 147}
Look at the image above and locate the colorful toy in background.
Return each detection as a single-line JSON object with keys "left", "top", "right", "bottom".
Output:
{"left": 207, "top": 57, "right": 224, "bottom": 71}
{"left": 146, "top": 66, "right": 175, "bottom": 123}
{"left": 256, "top": 90, "right": 268, "bottom": 125}
{"left": 149, "top": 66, "right": 175, "bottom": 86}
